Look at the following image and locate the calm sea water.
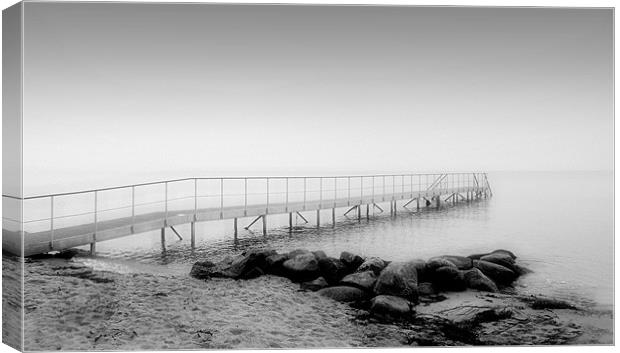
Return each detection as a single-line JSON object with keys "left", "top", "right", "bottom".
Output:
{"left": 74, "top": 171, "right": 613, "bottom": 307}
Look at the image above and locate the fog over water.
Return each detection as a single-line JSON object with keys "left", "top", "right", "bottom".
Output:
{"left": 78, "top": 171, "right": 613, "bottom": 307}
{"left": 18, "top": 4, "right": 613, "bottom": 197}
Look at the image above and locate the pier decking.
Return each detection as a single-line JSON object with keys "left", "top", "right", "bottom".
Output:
{"left": 2, "top": 173, "right": 492, "bottom": 256}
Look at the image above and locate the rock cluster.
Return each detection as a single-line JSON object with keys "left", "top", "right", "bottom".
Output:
{"left": 190, "top": 248, "right": 528, "bottom": 320}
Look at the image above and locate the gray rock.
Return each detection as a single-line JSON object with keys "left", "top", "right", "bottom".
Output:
{"left": 189, "top": 261, "right": 217, "bottom": 279}
{"left": 468, "top": 249, "right": 517, "bottom": 260}
{"left": 288, "top": 249, "right": 312, "bottom": 258}
{"left": 312, "top": 250, "right": 328, "bottom": 260}
{"left": 340, "top": 270, "right": 377, "bottom": 291}
{"left": 318, "top": 257, "right": 349, "bottom": 285}
{"left": 480, "top": 252, "right": 517, "bottom": 272}
{"left": 432, "top": 266, "right": 467, "bottom": 291}
{"left": 429, "top": 255, "right": 472, "bottom": 270}
{"left": 463, "top": 268, "right": 498, "bottom": 292}
{"left": 374, "top": 261, "right": 419, "bottom": 301}
{"left": 409, "top": 259, "right": 428, "bottom": 281}
{"left": 283, "top": 253, "right": 320, "bottom": 282}
{"left": 265, "top": 253, "right": 290, "bottom": 276}
{"left": 370, "top": 295, "right": 413, "bottom": 320}
{"left": 356, "top": 257, "right": 387, "bottom": 275}
{"left": 417, "top": 282, "right": 438, "bottom": 296}
{"left": 426, "top": 257, "right": 458, "bottom": 272}
{"left": 300, "top": 277, "right": 329, "bottom": 292}
{"left": 340, "top": 251, "right": 365, "bottom": 272}
{"left": 473, "top": 260, "right": 517, "bottom": 285}
{"left": 317, "top": 286, "right": 368, "bottom": 303}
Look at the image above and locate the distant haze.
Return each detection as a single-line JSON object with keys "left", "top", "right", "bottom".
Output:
{"left": 22, "top": 3, "right": 613, "bottom": 194}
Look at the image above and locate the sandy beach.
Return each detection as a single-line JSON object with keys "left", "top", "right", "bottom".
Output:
{"left": 9, "top": 251, "right": 612, "bottom": 351}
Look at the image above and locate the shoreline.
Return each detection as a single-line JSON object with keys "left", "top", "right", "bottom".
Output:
{"left": 6, "top": 248, "right": 612, "bottom": 350}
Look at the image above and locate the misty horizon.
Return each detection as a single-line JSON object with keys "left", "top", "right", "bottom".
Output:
{"left": 16, "top": 3, "right": 613, "bottom": 195}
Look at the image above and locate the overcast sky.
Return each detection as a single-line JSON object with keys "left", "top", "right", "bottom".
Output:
{"left": 21, "top": 3, "right": 612, "bottom": 193}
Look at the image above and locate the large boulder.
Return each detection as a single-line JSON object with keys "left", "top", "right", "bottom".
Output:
{"left": 340, "top": 251, "right": 365, "bottom": 272}
{"left": 317, "top": 286, "right": 368, "bottom": 303}
{"left": 264, "top": 253, "right": 290, "bottom": 276}
{"left": 190, "top": 249, "right": 275, "bottom": 280}
{"left": 283, "top": 253, "right": 320, "bottom": 282}
{"left": 409, "top": 259, "right": 429, "bottom": 281}
{"left": 370, "top": 295, "right": 413, "bottom": 320}
{"left": 190, "top": 260, "right": 217, "bottom": 279}
{"left": 312, "top": 250, "right": 328, "bottom": 260}
{"left": 356, "top": 257, "right": 387, "bottom": 275}
{"left": 463, "top": 268, "right": 498, "bottom": 292}
{"left": 340, "top": 270, "right": 377, "bottom": 291}
{"left": 417, "top": 282, "right": 438, "bottom": 296}
{"left": 287, "top": 249, "right": 313, "bottom": 258}
{"left": 300, "top": 277, "right": 329, "bottom": 292}
{"left": 318, "top": 257, "right": 349, "bottom": 285}
{"left": 432, "top": 266, "right": 466, "bottom": 291}
{"left": 473, "top": 260, "right": 517, "bottom": 285}
{"left": 426, "top": 257, "right": 457, "bottom": 272}
{"left": 428, "top": 255, "right": 472, "bottom": 270}
{"left": 374, "top": 261, "right": 419, "bottom": 302}
{"left": 480, "top": 252, "right": 517, "bottom": 273}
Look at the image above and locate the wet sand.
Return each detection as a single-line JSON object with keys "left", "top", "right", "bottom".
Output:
{"left": 9, "top": 254, "right": 613, "bottom": 350}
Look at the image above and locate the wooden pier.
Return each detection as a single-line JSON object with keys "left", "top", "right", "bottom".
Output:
{"left": 2, "top": 173, "right": 492, "bottom": 257}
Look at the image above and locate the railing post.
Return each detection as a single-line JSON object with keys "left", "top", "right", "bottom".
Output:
{"left": 382, "top": 176, "right": 386, "bottom": 202}
{"left": 50, "top": 196, "right": 54, "bottom": 250}
{"left": 131, "top": 186, "right": 135, "bottom": 233}
{"left": 372, "top": 176, "right": 375, "bottom": 203}
{"left": 347, "top": 176, "right": 351, "bottom": 206}
{"left": 266, "top": 178, "right": 269, "bottom": 214}
{"left": 91, "top": 191, "right": 97, "bottom": 255}
{"left": 220, "top": 178, "right": 224, "bottom": 219}
{"left": 164, "top": 182, "right": 168, "bottom": 226}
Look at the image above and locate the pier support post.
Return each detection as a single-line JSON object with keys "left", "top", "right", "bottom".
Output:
{"left": 357, "top": 205, "right": 361, "bottom": 221}
{"left": 389, "top": 201, "right": 393, "bottom": 215}
{"left": 190, "top": 222, "right": 195, "bottom": 249}
{"left": 332, "top": 208, "right": 336, "bottom": 228}
{"left": 161, "top": 227, "right": 166, "bottom": 252}
{"left": 289, "top": 212, "right": 293, "bottom": 232}
{"left": 234, "top": 217, "right": 238, "bottom": 238}
{"left": 262, "top": 215, "right": 267, "bottom": 236}
{"left": 366, "top": 204, "right": 370, "bottom": 220}
{"left": 90, "top": 241, "right": 96, "bottom": 255}
{"left": 393, "top": 201, "right": 397, "bottom": 216}
{"left": 436, "top": 196, "right": 441, "bottom": 209}
{"left": 316, "top": 209, "right": 320, "bottom": 228}
{"left": 416, "top": 198, "right": 420, "bottom": 211}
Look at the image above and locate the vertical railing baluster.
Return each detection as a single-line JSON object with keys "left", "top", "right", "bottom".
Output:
{"left": 319, "top": 177, "right": 323, "bottom": 208}
{"left": 285, "top": 177, "right": 289, "bottom": 212}
{"left": 333, "top": 177, "right": 337, "bottom": 207}
{"left": 220, "top": 178, "right": 224, "bottom": 218}
{"left": 193, "top": 179, "right": 197, "bottom": 220}
{"left": 372, "top": 176, "right": 375, "bottom": 203}
{"left": 383, "top": 175, "right": 386, "bottom": 202}
{"left": 266, "top": 178, "right": 269, "bottom": 214}
{"left": 164, "top": 182, "right": 169, "bottom": 226}
{"left": 131, "top": 186, "right": 135, "bottom": 232}
{"left": 93, "top": 191, "right": 98, "bottom": 252}
{"left": 244, "top": 178, "right": 248, "bottom": 216}
{"left": 347, "top": 176, "right": 351, "bottom": 206}
{"left": 50, "top": 196, "right": 54, "bottom": 249}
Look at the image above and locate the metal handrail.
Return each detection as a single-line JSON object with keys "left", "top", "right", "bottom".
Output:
{"left": 2, "top": 172, "right": 489, "bottom": 200}
{"left": 4, "top": 173, "right": 491, "bottom": 245}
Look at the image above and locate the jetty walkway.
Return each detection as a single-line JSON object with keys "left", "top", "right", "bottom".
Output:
{"left": 2, "top": 172, "right": 492, "bottom": 256}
